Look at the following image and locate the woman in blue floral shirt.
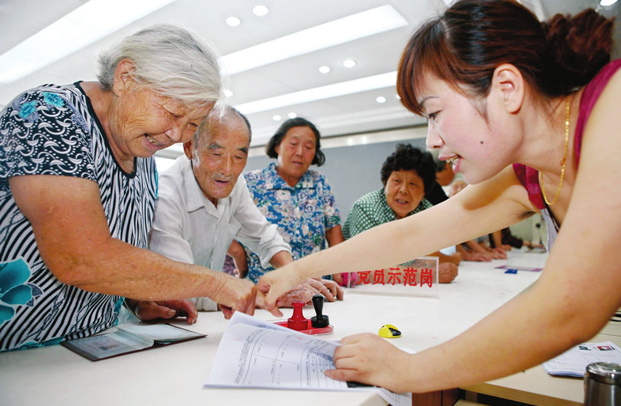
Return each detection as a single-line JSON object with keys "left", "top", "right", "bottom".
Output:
{"left": 238, "top": 118, "right": 344, "bottom": 284}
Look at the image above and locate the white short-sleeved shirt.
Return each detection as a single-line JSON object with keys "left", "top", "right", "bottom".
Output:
{"left": 149, "top": 156, "right": 290, "bottom": 310}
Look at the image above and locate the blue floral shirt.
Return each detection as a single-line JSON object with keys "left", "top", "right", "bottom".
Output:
{"left": 243, "top": 163, "right": 341, "bottom": 283}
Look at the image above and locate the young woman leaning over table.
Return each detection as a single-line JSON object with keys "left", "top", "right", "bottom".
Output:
{"left": 257, "top": 0, "right": 621, "bottom": 394}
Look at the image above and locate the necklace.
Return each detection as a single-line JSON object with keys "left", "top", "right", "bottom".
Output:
{"left": 539, "top": 95, "right": 571, "bottom": 206}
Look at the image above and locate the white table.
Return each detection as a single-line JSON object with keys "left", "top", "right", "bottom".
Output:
{"left": 0, "top": 250, "right": 548, "bottom": 406}
{"left": 461, "top": 330, "right": 621, "bottom": 406}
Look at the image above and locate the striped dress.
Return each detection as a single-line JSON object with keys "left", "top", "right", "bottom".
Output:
{"left": 0, "top": 82, "right": 157, "bottom": 351}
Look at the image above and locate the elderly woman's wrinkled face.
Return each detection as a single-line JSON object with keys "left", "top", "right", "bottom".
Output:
{"left": 275, "top": 126, "right": 317, "bottom": 182}
{"left": 109, "top": 80, "right": 212, "bottom": 160}
{"left": 384, "top": 169, "right": 425, "bottom": 219}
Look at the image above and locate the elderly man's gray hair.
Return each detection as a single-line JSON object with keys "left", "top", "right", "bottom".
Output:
{"left": 97, "top": 24, "right": 222, "bottom": 106}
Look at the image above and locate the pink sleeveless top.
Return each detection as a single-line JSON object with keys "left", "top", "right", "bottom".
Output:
{"left": 513, "top": 59, "right": 621, "bottom": 248}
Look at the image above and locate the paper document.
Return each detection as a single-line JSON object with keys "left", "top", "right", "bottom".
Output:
{"left": 543, "top": 341, "right": 621, "bottom": 377}
{"left": 205, "top": 312, "right": 411, "bottom": 406}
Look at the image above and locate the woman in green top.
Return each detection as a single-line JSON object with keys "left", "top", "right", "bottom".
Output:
{"left": 343, "top": 144, "right": 460, "bottom": 283}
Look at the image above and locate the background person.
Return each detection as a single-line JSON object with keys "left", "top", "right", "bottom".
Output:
{"left": 450, "top": 180, "right": 508, "bottom": 261}
{"left": 343, "top": 144, "right": 459, "bottom": 283}
{"left": 240, "top": 117, "right": 345, "bottom": 284}
{"left": 0, "top": 24, "right": 256, "bottom": 351}
{"left": 149, "top": 108, "right": 342, "bottom": 315}
{"left": 257, "top": 0, "right": 620, "bottom": 394}
{"left": 424, "top": 152, "right": 456, "bottom": 205}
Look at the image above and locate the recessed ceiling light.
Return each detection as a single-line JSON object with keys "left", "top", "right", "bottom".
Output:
{"left": 288, "top": 112, "right": 297, "bottom": 119}
{"left": 224, "top": 89, "right": 234, "bottom": 98}
{"left": 0, "top": 0, "right": 178, "bottom": 84}
{"left": 236, "top": 71, "right": 397, "bottom": 115}
{"left": 601, "top": 0, "right": 617, "bottom": 5}
{"left": 273, "top": 115, "right": 282, "bottom": 121}
{"left": 226, "top": 17, "right": 241, "bottom": 27}
{"left": 342, "top": 59, "right": 356, "bottom": 68}
{"left": 253, "top": 5, "right": 269, "bottom": 16}
{"left": 376, "top": 96, "right": 387, "bottom": 104}
{"left": 318, "top": 66, "right": 331, "bottom": 74}
{"left": 220, "top": 5, "right": 407, "bottom": 75}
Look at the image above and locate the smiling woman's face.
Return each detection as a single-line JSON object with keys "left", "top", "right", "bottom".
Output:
{"left": 384, "top": 169, "right": 425, "bottom": 219}
{"left": 108, "top": 79, "right": 211, "bottom": 163}
{"left": 275, "top": 126, "right": 317, "bottom": 184}
{"left": 420, "top": 74, "right": 519, "bottom": 185}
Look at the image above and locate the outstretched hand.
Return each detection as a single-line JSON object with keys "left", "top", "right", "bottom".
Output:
{"left": 462, "top": 251, "right": 492, "bottom": 262}
{"left": 325, "top": 333, "right": 413, "bottom": 393}
{"left": 255, "top": 277, "right": 344, "bottom": 316}
{"left": 211, "top": 274, "right": 257, "bottom": 319}
{"left": 306, "top": 278, "right": 344, "bottom": 302}
{"left": 489, "top": 248, "right": 508, "bottom": 260}
{"left": 131, "top": 300, "right": 198, "bottom": 325}
{"left": 439, "top": 263, "right": 458, "bottom": 283}
{"left": 257, "top": 267, "right": 306, "bottom": 313}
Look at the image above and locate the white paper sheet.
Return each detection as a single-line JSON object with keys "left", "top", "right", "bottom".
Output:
{"left": 543, "top": 341, "right": 621, "bottom": 377}
{"left": 205, "top": 312, "right": 411, "bottom": 406}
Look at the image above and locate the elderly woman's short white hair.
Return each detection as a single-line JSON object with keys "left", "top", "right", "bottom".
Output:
{"left": 97, "top": 24, "right": 222, "bottom": 106}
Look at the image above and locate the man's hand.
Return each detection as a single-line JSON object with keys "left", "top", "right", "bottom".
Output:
{"left": 129, "top": 300, "right": 198, "bottom": 324}
{"left": 211, "top": 275, "right": 257, "bottom": 319}
{"left": 325, "top": 333, "right": 413, "bottom": 393}
{"left": 306, "top": 278, "right": 344, "bottom": 302}
{"left": 439, "top": 263, "right": 458, "bottom": 283}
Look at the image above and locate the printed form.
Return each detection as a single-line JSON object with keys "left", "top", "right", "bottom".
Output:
{"left": 205, "top": 312, "right": 410, "bottom": 406}
{"left": 544, "top": 341, "right": 621, "bottom": 377}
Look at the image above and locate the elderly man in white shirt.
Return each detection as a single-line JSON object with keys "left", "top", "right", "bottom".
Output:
{"left": 149, "top": 107, "right": 342, "bottom": 315}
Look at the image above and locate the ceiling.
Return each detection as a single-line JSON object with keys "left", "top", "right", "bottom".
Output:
{"left": 1, "top": 0, "right": 618, "bottom": 160}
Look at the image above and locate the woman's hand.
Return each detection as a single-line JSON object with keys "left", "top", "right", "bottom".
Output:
{"left": 461, "top": 251, "right": 492, "bottom": 262}
{"left": 256, "top": 278, "right": 344, "bottom": 311}
{"left": 129, "top": 300, "right": 198, "bottom": 324}
{"left": 270, "top": 283, "right": 315, "bottom": 308}
{"left": 210, "top": 275, "right": 257, "bottom": 319}
{"left": 331, "top": 273, "right": 344, "bottom": 285}
{"left": 326, "top": 333, "right": 413, "bottom": 393}
{"left": 489, "top": 248, "right": 508, "bottom": 260}
{"left": 438, "top": 263, "right": 458, "bottom": 283}
{"left": 257, "top": 266, "right": 307, "bottom": 312}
